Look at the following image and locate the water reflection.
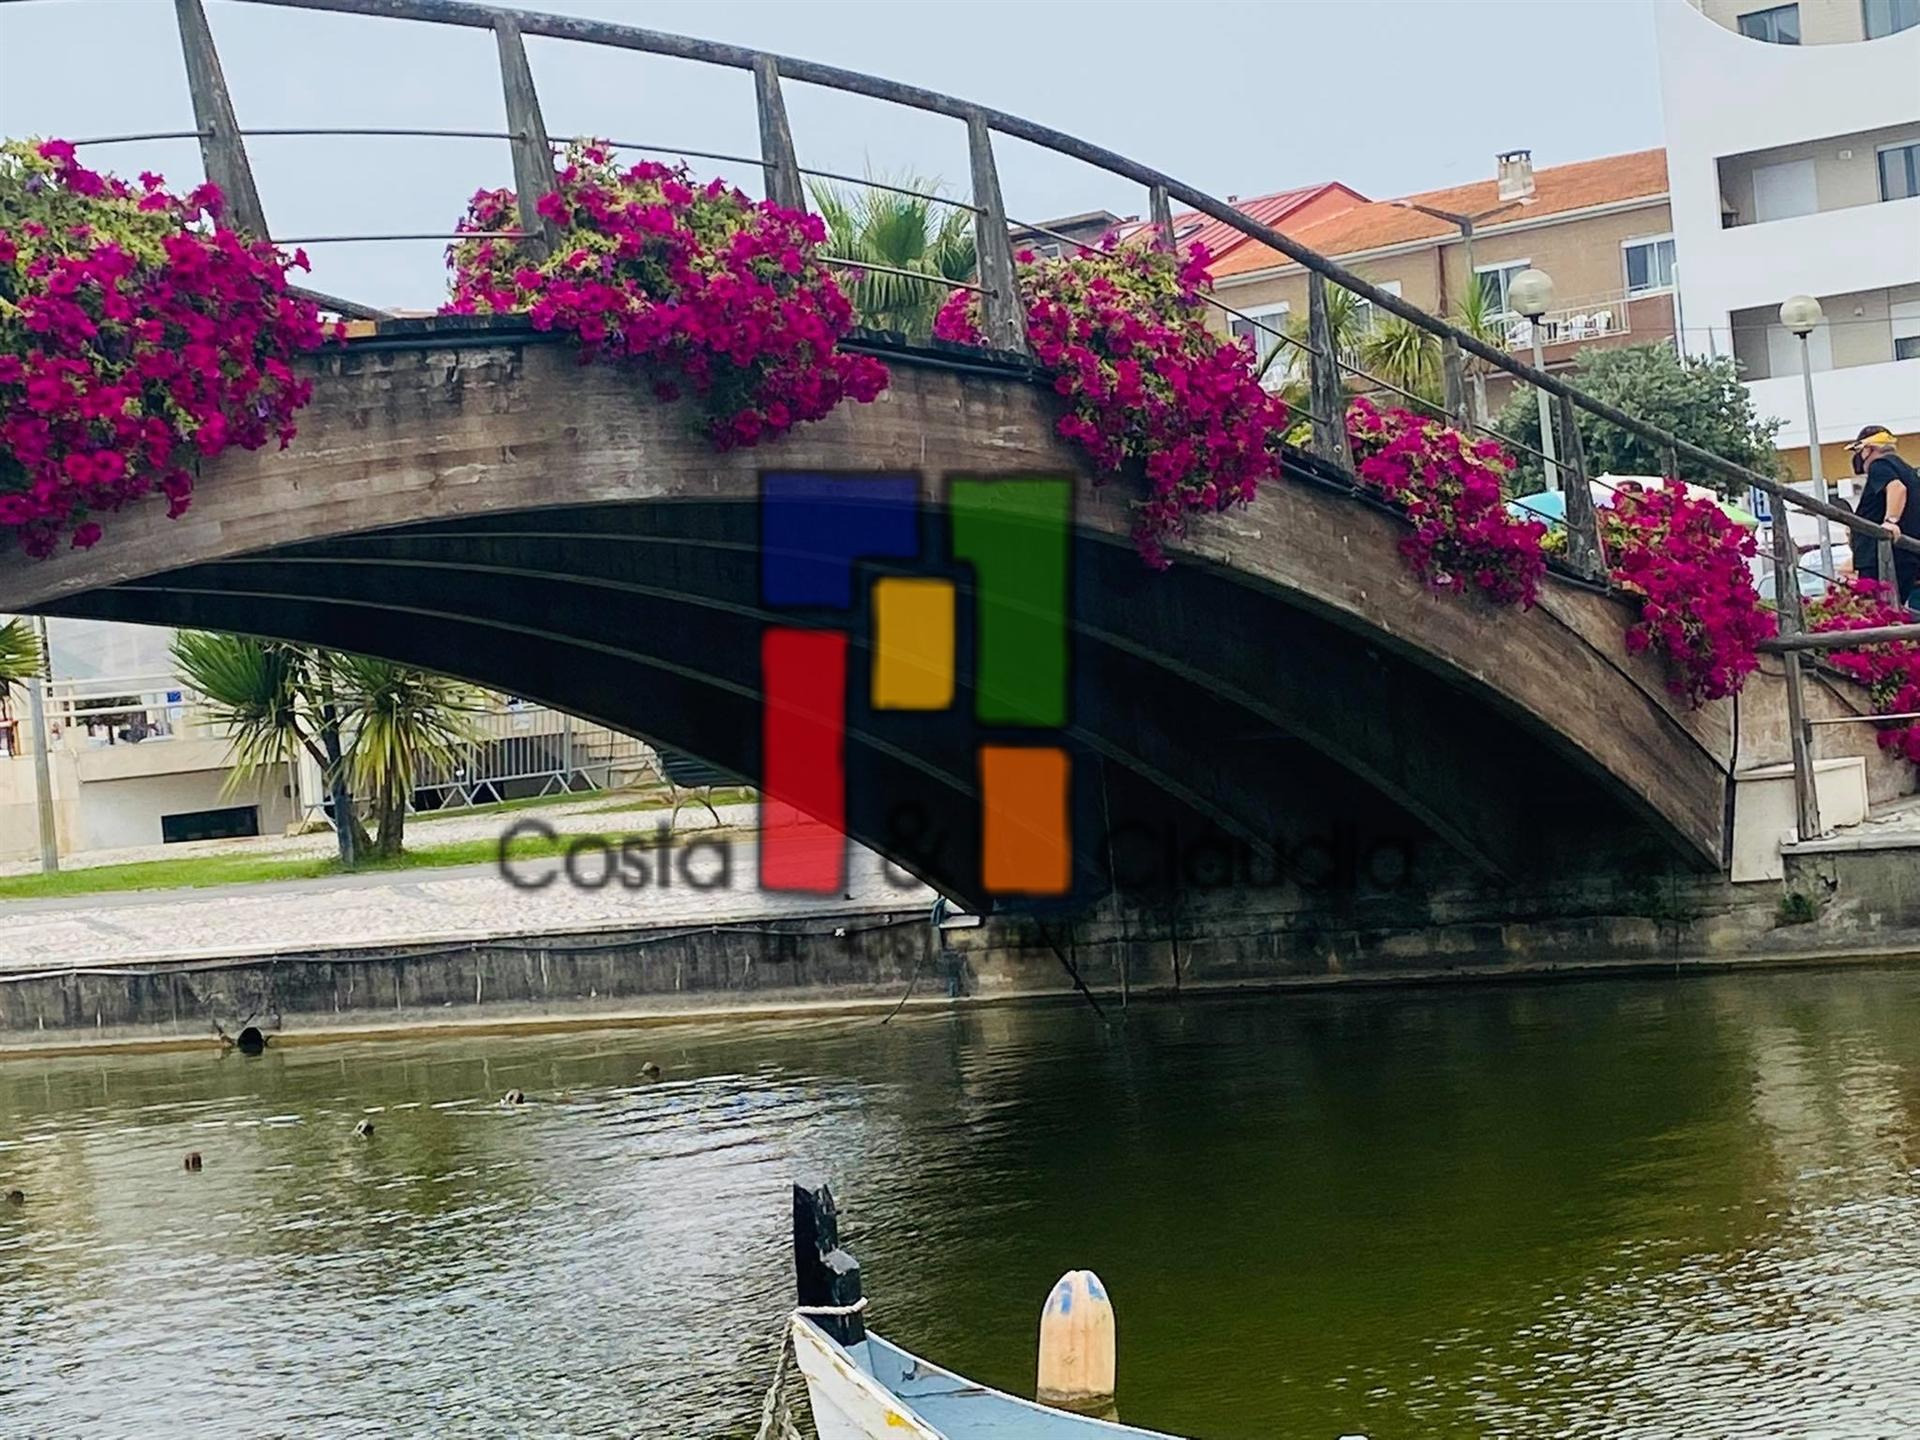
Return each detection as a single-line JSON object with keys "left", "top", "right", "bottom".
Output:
{"left": 3, "top": 970, "right": 1919, "bottom": 1437}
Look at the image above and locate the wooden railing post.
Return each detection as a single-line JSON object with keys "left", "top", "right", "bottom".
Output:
{"left": 1441, "top": 336, "right": 1470, "bottom": 430}
{"left": 1307, "top": 272, "right": 1352, "bottom": 473}
{"left": 752, "top": 55, "right": 806, "bottom": 213}
{"left": 173, "top": 0, "right": 268, "bottom": 238}
{"left": 494, "top": 15, "right": 560, "bottom": 259}
{"left": 1770, "top": 509, "right": 1824, "bottom": 842}
{"left": 966, "top": 113, "right": 1029, "bottom": 355}
{"left": 1879, "top": 534, "right": 1899, "bottom": 599}
{"left": 1555, "top": 392, "right": 1605, "bottom": 580}
{"left": 1149, "top": 183, "right": 1175, "bottom": 250}
{"left": 1663, "top": 441, "right": 1680, "bottom": 482}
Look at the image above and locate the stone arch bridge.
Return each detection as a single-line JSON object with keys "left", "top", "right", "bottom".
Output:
{"left": 3, "top": 321, "right": 1892, "bottom": 909}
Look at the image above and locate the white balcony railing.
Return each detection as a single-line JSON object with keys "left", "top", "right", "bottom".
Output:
{"left": 1495, "top": 291, "right": 1639, "bottom": 350}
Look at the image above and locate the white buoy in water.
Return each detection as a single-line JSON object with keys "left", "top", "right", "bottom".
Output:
{"left": 1036, "top": 1269, "right": 1116, "bottom": 1418}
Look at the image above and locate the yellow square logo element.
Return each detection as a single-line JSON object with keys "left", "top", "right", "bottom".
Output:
{"left": 871, "top": 576, "right": 955, "bottom": 711}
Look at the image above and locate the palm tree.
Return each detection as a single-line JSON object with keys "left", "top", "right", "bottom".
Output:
{"left": 0, "top": 618, "right": 43, "bottom": 760}
{"left": 810, "top": 172, "right": 977, "bottom": 339}
{"left": 1266, "top": 284, "right": 1367, "bottom": 389}
{"left": 330, "top": 653, "right": 479, "bottom": 860}
{"left": 1447, "top": 280, "right": 1509, "bottom": 425}
{"left": 172, "top": 631, "right": 371, "bottom": 863}
{"left": 1358, "top": 313, "right": 1442, "bottom": 408}
{"left": 0, "top": 618, "right": 41, "bottom": 699}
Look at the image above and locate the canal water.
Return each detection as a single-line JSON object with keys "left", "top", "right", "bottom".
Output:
{"left": 4, "top": 969, "right": 1919, "bottom": 1438}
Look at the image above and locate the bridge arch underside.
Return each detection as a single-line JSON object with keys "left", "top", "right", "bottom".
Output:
{"left": 40, "top": 496, "right": 1716, "bottom": 911}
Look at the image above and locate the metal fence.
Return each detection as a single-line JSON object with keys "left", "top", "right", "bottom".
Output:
{"left": 408, "top": 699, "right": 654, "bottom": 811}
{"left": 10, "top": 0, "right": 1920, "bottom": 849}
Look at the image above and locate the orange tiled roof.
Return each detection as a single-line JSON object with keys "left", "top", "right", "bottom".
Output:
{"left": 1208, "top": 149, "right": 1669, "bottom": 281}
{"left": 1115, "top": 182, "right": 1368, "bottom": 262}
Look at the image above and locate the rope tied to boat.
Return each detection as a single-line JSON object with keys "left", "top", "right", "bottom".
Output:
{"left": 752, "top": 1298, "right": 870, "bottom": 1440}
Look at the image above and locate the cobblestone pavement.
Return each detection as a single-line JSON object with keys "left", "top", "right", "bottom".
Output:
{"left": 0, "top": 821, "right": 934, "bottom": 972}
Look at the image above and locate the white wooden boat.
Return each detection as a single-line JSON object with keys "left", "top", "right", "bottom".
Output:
{"left": 789, "top": 1311, "right": 1183, "bottom": 1439}
{"left": 783, "top": 1185, "right": 1185, "bottom": 1440}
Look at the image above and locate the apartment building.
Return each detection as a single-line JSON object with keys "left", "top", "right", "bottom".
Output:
{"left": 1656, "top": 0, "right": 1920, "bottom": 481}
{"left": 1194, "top": 149, "right": 1678, "bottom": 414}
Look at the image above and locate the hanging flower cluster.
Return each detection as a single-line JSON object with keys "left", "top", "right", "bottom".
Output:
{"left": 933, "top": 239, "right": 1286, "bottom": 567}
{"left": 1599, "top": 480, "right": 1775, "bottom": 705}
{"left": 444, "top": 143, "right": 887, "bottom": 450}
{"left": 1343, "top": 397, "right": 1547, "bottom": 607}
{"left": 0, "top": 139, "right": 335, "bottom": 557}
{"left": 1808, "top": 577, "right": 1920, "bottom": 764}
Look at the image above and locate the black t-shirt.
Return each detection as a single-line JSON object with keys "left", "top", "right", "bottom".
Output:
{"left": 1857, "top": 452, "right": 1920, "bottom": 536}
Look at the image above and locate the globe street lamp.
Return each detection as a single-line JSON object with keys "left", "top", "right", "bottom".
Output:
{"left": 1510, "top": 267, "right": 1559, "bottom": 492}
{"left": 1779, "top": 293, "right": 1835, "bottom": 581}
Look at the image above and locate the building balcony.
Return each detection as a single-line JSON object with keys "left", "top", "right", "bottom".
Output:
{"left": 1492, "top": 291, "right": 1677, "bottom": 359}
{"left": 1746, "top": 354, "right": 1920, "bottom": 451}
{"left": 1686, "top": 195, "right": 1920, "bottom": 317}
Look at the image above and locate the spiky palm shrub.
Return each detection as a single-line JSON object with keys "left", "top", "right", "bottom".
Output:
{"left": 810, "top": 173, "right": 977, "bottom": 339}
{"left": 0, "top": 618, "right": 41, "bottom": 699}
{"left": 330, "top": 653, "right": 479, "bottom": 859}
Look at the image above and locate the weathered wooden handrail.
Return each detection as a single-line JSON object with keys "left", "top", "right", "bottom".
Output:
{"left": 1149, "top": 184, "right": 1174, "bottom": 250}
{"left": 1555, "top": 393, "right": 1604, "bottom": 581}
{"left": 1305, "top": 273, "right": 1352, "bottom": 476}
{"left": 751, "top": 56, "right": 805, "bottom": 214}
{"left": 1769, "top": 501, "right": 1823, "bottom": 840}
{"left": 966, "top": 113, "right": 1029, "bottom": 355}
{"left": 493, "top": 14, "right": 559, "bottom": 258}
{"left": 173, "top": 0, "right": 268, "bottom": 237}
{"left": 1762, "top": 622, "right": 1920, "bottom": 653}
{"left": 37, "top": 0, "right": 1909, "bottom": 563}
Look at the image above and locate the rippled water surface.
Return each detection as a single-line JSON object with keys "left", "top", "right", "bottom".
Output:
{"left": 5, "top": 970, "right": 1920, "bottom": 1437}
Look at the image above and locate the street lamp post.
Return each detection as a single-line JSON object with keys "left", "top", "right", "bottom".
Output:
{"left": 1386, "top": 197, "right": 1519, "bottom": 425}
{"left": 24, "top": 615, "right": 58, "bottom": 874}
{"left": 1510, "top": 268, "right": 1558, "bottom": 492}
{"left": 1779, "top": 293, "right": 1835, "bottom": 581}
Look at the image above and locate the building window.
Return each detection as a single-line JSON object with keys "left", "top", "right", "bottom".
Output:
{"left": 1880, "top": 142, "right": 1920, "bottom": 202}
{"left": 1229, "top": 305, "right": 1291, "bottom": 370}
{"left": 1350, "top": 280, "right": 1403, "bottom": 336}
{"left": 161, "top": 804, "right": 261, "bottom": 845}
{"left": 1894, "top": 300, "right": 1920, "bottom": 361}
{"left": 1474, "top": 260, "right": 1533, "bottom": 319}
{"left": 1864, "top": 0, "right": 1920, "bottom": 38}
{"left": 1737, "top": 3, "right": 1801, "bottom": 42}
{"left": 1623, "top": 236, "right": 1677, "bottom": 295}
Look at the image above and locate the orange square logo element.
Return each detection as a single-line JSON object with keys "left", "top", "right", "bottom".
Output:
{"left": 979, "top": 745, "right": 1070, "bottom": 895}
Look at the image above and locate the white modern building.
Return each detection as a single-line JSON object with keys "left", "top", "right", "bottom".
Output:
{"left": 1654, "top": 0, "right": 1920, "bottom": 483}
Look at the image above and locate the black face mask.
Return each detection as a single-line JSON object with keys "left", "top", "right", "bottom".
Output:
{"left": 1852, "top": 451, "right": 1867, "bottom": 476}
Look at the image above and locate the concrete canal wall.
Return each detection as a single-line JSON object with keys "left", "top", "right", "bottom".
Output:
{"left": 2, "top": 841, "right": 1917, "bottom": 1055}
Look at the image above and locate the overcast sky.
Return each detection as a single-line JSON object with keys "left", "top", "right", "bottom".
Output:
{"left": 1, "top": 0, "right": 1664, "bottom": 311}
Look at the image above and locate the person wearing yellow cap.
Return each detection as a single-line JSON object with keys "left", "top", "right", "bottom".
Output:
{"left": 1847, "top": 424, "right": 1919, "bottom": 606}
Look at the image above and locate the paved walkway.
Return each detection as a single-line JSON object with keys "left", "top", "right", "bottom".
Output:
{"left": 0, "top": 811, "right": 934, "bottom": 972}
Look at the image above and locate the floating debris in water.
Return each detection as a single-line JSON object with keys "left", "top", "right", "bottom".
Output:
{"left": 501, "top": 1089, "right": 526, "bottom": 1107}
{"left": 183, "top": 1152, "right": 203, "bottom": 1172}
{"left": 353, "top": 1119, "right": 375, "bottom": 1138}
